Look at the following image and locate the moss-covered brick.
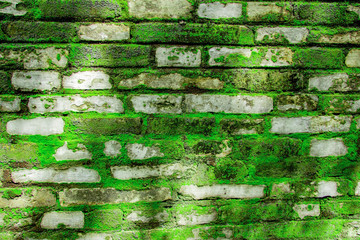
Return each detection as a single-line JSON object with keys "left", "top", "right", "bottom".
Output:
{"left": 0, "top": 71, "right": 12, "bottom": 93}
{"left": 277, "top": 94, "right": 318, "bottom": 112}
{"left": 146, "top": 117, "right": 215, "bottom": 136}
{"left": 1, "top": 21, "right": 78, "bottom": 42}
{"left": 322, "top": 95, "right": 360, "bottom": 113}
{"left": 219, "top": 118, "right": 264, "bottom": 135}
{"left": 293, "top": 48, "right": 344, "bottom": 69}
{"left": 307, "top": 27, "right": 360, "bottom": 45}
{"left": 69, "top": 44, "right": 151, "bottom": 67}
{"left": 85, "top": 209, "right": 123, "bottom": 230}
{"left": 321, "top": 200, "right": 360, "bottom": 218}
{"left": 0, "top": 142, "right": 38, "bottom": 163}
{"left": 71, "top": 117, "right": 143, "bottom": 135}
{"left": 132, "top": 23, "right": 254, "bottom": 45}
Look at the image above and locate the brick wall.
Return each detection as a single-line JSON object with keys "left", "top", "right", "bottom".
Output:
{"left": 1, "top": 0, "right": 360, "bottom": 239}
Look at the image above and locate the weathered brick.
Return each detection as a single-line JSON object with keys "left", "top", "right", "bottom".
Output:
{"left": 59, "top": 187, "right": 172, "bottom": 206}
{"left": 53, "top": 142, "right": 92, "bottom": 161}
{"left": 179, "top": 185, "right": 265, "bottom": 200}
{"left": 184, "top": 94, "right": 273, "bottom": 114}
{"left": 208, "top": 47, "right": 293, "bottom": 67}
{"left": 197, "top": 2, "right": 242, "bottom": 19}
{"left": 78, "top": 23, "right": 130, "bottom": 41}
{"left": 220, "top": 118, "right": 264, "bottom": 135}
{"left": 0, "top": 96, "right": 20, "bottom": 112}
{"left": 85, "top": 209, "right": 123, "bottom": 230}
{"left": 104, "top": 140, "right": 121, "bottom": 157}
{"left": 63, "top": 71, "right": 112, "bottom": 90}
{"left": 177, "top": 206, "right": 217, "bottom": 226}
{"left": 28, "top": 95, "right": 124, "bottom": 113}
{"left": 317, "top": 181, "right": 340, "bottom": 198}
{"left": 0, "top": 188, "right": 56, "bottom": 208}
{"left": 308, "top": 27, "right": 360, "bottom": 45}
{"left": 324, "top": 96, "right": 360, "bottom": 113}
{"left": 126, "top": 210, "right": 169, "bottom": 224}
{"left": 308, "top": 73, "right": 350, "bottom": 92}
{"left": 247, "top": 2, "right": 293, "bottom": 22}
{"left": 0, "top": 71, "right": 12, "bottom": 93}
{"left": 128, "top": 0, "right": 192, "bottom": 19}
{"left": 7, "top": 117, "right": 65, "bottom": 136}
{"left": 310, "top": 138, "right": 348, "bottom": 157}
{"left": 41, "top": 211, "right": 84, "bottom": 229}
{"left": 71, "top": 117, "right": 142, "bottom": 135}
{"left": 0, "top": 0, "right": 27, "bottom": 16}
{"left": 12, "top": 167, "right": 100, "bottom": 183}
{"left": 293, "top": 48, "right": 344, "bottom": 69}
{"left": 133, "top": 23, "right": 253, "bottom": 45}
{"left": 256, "top": 27, "right": 309, "bottom": 44}
{"left": 355, "top": 182, "right": 360, "bottom": 196}
{"left": 11, "top": 71, "right": 61, "bottom": 91}
{"left": 293, "top": 204, "right": 320, "bottom": 219}
{"left": 346, "top": 49, "right": 360, "bottom": 68}
{"left": 270, "top": 116, "right": 352, "bottom": 134}
{"left": 69, "top": 44, "right": 151, "bottom": 67}
{"left": 0, "top": 142, "right": 38, "bottom": 163}
{"left": 156, "top": 46, "right": 201, "bottom": 67}
{"left": 277, "top": 94, "right": 318, "bottom": 112}
{"left": 130, "top": 95, "right": 183, "bottom": 114}
{"left": 126, "top": 143, "right": 164, "bottom": 160}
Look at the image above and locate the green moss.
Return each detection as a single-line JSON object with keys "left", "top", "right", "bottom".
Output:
{"left": 293, "top": 48, "right": 344, "bottom": 69}
{"left": 2, "top": 189, "right": 22, "bottom": 199}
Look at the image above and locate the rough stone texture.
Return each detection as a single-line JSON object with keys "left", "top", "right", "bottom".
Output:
{"left": 78, "top": 23, "right": 130, "bottom": 41}
{"left": 128, "top": 0, "right": 192, "bottom": 19}
{"left": 346, "top": 49, "right": 360, "bottom": 67}
{"left": 156, "top": 47, "right": 201, "bottom": 67}
{"left": 53, "top": 142, "right": 92, "bottom": 161}
{"left": 308, "top": 73, "right": 350, "bottom": 91}
{"left": 0, "top": 97, "right": 20, "bottom": 112}
{"left": 0, "top": 188, "right": 56, "bottom": 208}
{"left": 177, "top": 211, "right": 217, "bottom": 226}
{"left": 12, "top": 167, "right": 100, "bottom": 183}
{"left": 293, "top": 204, "right": 320, "bottom": 219}
{"left": 348, "top": 5, "right": 360, "bottom": 19}
{"left": 247, "top": 2, "right": 293, "bottom": 22}
{"left": 270, "top": 116, "right": 352, "bottom": 134}
{"left": 220, "top": 118, "right": 264, "bottom": 135}
{"left": 126, "top": 143, "right": 164, "bottom": 160}
{"left": 317, "top": 181, "right": 340, "bottom": 198}
{"left": 28, "top": 95, "right": 123, "bottom": 114}
{"left": 7, "top": 117, "right": 65, "bottom": 135}
{"left": 326, "top": 98, "right": 360, "bottom": 113}
{"left": 130, "top": 95, "right": 183, "bottom": 114}
{"left": 355, "top": 182, "right": 360, "bottom": 196}
{"left": 277, "top": 95, "right": 318, "bottom": 111}
{"left": 310, "top": 138, "right": 348, "bottom": 157}
{"left": 0, "top": 142, "right": 38, "bottom": 163}
{"left": 197, "top": 2, "right": 242, "bottom": 19}
{"left": 179, "top": 185, "right": 265, "bottom": 200}
{"left": 184, "top": 94, "right": 273, "bottom": 114}
{"left": 11, "top": 71, "right": 61, "bottom": 91}
{"left": 293, "top": 48, "right": 344, "bottom": 69}
{"left": 59, "top": 187, "right": 172, "bottom": 206}
{"left": 314, "top": 30, "right": 360, "bottom": 44}
{"left": 256, "top": 27, "right": 309, "bottom": 44}
{"left": 111, "top": 163, "right": 191, "bottom": 180}
{"left": 126, "top": 210, "right": 168, "bottom": 223}
{"left": 0, "top": 0, "right": 27, "bottom": 16}
{"left": 271, "top": 183, "right": 294, "bottom": 198}
{"left": 104, "top": 140, "right": 121, "bottom": 157}
{"left": 63, "top": 71, "right": 112, "bottom": 90}
{"left": 41, "top": 211, "right": 84, "bottom": 229}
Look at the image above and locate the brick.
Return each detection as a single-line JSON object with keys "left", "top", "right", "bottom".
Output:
{"left": 247, "top": 2, "right": 293, "bottom": 22}
{"left": 179, "top": 185, "right": 265, "bottom": 200}
{"left": 197, "top": 2, "right": 242, "bottom": 19}
{"left": 111, "top": 163, "right": 191, "bottom": 180}
{"left": 70, "top": 44, "right": 151, "bottom": 67}
{"left": 293, "top": 204, "right": 320, "bottom": 219}
{"left": 12, "top": 167, "right": 100, "bottom": 183}
{"left": 63, "top": 71, "right": 112, "bottom": 90}
{"left": 146, "top": 116, "right": 215, "bottom": 135}
{"left": 256, "top": 27, "right": 309, "bottom": 44}
{"left": 308, "top": 73, "right": 350, "bottom": 91}
{"left": 308, "top": 28, "right": 360, "bottom": 45}
{"left": 85, "top": 209, "right": 123, "bottom": 230}
{"left": 130, "top": 95, "right": 183, "bottom": 114}
{"left": 0, "top": 0, "right": 27, "bottom": 16}
{"left": 355, "top": 182, "right": 360, "bottom": 196}
{"left": 128, "top": 0, "right": 192, "bottom": 19}
{"left": 293, "top": 48, "right": 344, "bottom": 69}
{"left": 59, "top": 187, "right": 172, "bottom": 206}
{"left": 104, "top": 140, "right": 121, "bottom": 157}
{"left": 7, "top": 117, "right": 65, "bottom": 136}
{"left": 184, "top": 94, "right": 273, "bottom": 114}
{"left": 0, "top": 96, "right": 20, "bottom": 112}
{"left": 28, "top": 95, "right": 124, "bottom": 113}
{"left": 346, "top": 49, "right": 360, "bottom": 67}
{"left": 71, "top": 117, "right": 142, "bottom": 135}
{"left": 177, "top": 208, "right": 217, "bottom": 226}
{"left": 53, "top": 142, "right": 92, "bottom": 161}
{"left": 0, "top": 71, "right": 12, "bottom": 93}
{"left": 208, "top": 47, "right": 293, "bottom": 67}
{"left": 156, "top": 46, "right": 201, "bottom": 67}
{"left": 11, "top": 71, "right": 61, "bottom": 91}
{"left": 126, "top": 143, "right": 164, "bottom": 160}
{"left": 126, "top": 210, "right": 168, "bottom": 223}
{"left": 78, "top": 23, "right": 130, "bottom": 41}
{"left": 0, "top": 188, "right": 56, "bottom": 208}
{"left": 41, "top": 211, "right": 84, "bottom": 229}
{"left": 317, "top": 181, "right": 340, "bottom": 198}
{"left": 220, "top": 118, "right": 264, "bottom": 135}
{"left": 2, "top": 21, "right": 77, "bottom": 42}
{"left": 277, "top": 94, "right": 318, "bottom": 112}
{"left": 270, "top": 116, "right": 352, "bottom": 134}
{"left": 325, "top": 97, "right": 360, "bottom": 113}
{"left": 310, "top": 138, "right": 348, "bottom": 157}
{"left": 133, "top": 23, "right": 254, "bottom": 45}
{"left": 0, "top": 142, "right": 38, "bottom": 163}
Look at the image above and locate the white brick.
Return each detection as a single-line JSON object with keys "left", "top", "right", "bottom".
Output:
{"left": 317, "top": 181, "right": 340, "bottom": 198}
{"left": 0, "top": 188, "right": 56, "bottom": 208}
{"left": 0, "top": 97, "right": 20, "bottom": 112}
{"left": 156, "top": 47, "right": 201, "bottom": 67}
{"left": 11, "top": 167, "right": 101, "bottom": 183}
{"left": 197, "top": 2, "right": 242, "bottom": 19}
{"left": 310, "top": 138, "right": 348, "bottom": 157}
{"left": 308, "top": 73, "right": 350, "bottom": 91}
{"left": 28, "top": 95, "right": 123, "bottom": 113}
{"left": 355, "top": 182, "right": 360, "bottom": 196}
{"left": 256, "top": 27, "right": 309, "bottom": 44}
{"left": 63, "top": 71, "right": 112, "bottom": 89}
{"left": 184, "top": 94, "right": 273, "bottom": 114}
{"left": 78, "top": 23, "right": 130, "bottom": 41}
{"left": 41, "top": 211, "right": 84, "bottom": 229}
{"left": 126, "top": 210, "right": 168, "bottom": 223}
{"left": 126, "top": 143, "right": 164, "bottom": 160}
{"left": 177, "top": 211, "right": 217, "bottom": 226}
{"left": 104, "top": 140, "right": 121, "bottom": 157}
{"left": 6, "top": 117, "right": 64, "bottom": 136}
{"left": 111, "top": 163, "right": 191, "bottom": 180}
{"left": 293, "top": 204, "right": 320, "bottom": 219}
{"left": 128, "top": 0, "right": 192, "bottom": 18}
{"left": 11, "top": 71, "right": 61, "bottom": 91}
{"left": 247, "top": 2, "right": 292, "bottom": 21}
{"left": 23, "top": 47, "right": 68, "bottom": 69}
{"left": 346, "top": 49, "right": 360, "bottom": 67}
{"left": 130, "top": 95, "right": 183, "bottom": 114}
{"left": 179, "top": 184, "right": 265, "bottom": 200}
{"left": 0, "top": 0, "right": 27, "bottom": 16}
{"left": 53, "top": 142, "right": 92, "bottom": 161}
